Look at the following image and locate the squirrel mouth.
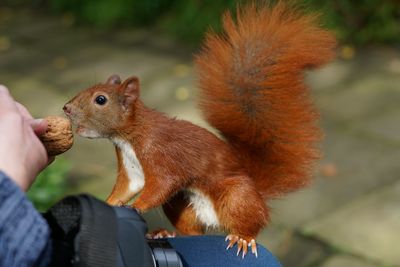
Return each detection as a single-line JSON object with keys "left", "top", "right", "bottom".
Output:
{"left": 76, "top": 125, "right": 85, "bottom": 134}
{"left": 75, "top": 125, "right": 102, "bottom": 139}
{"left": 75, "top": 125, "right": 90, "bottom": 136}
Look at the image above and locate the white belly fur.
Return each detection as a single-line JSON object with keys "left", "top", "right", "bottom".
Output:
{"left": 113, "top": 139, "right": 219, "bottom": 228}
{"left": 113, "top": 139, "right": 145, "bottom": 194}
{"left": 187, "top": 188, "right": 220, "bottom": 228}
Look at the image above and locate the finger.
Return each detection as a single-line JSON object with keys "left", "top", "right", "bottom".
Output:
{"left": 29, "top": 119, "right": 48, "bottom": 136}
{"left": 16, "top": 102, "right": 33, "bottom": 120}
{"left": 0, "top": 85, "right": 18, "bottom": 113}
{"left": 32, "top": 135, "right": 50, "bottom": 174}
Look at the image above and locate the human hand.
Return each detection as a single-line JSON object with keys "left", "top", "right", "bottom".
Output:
{"left": 0, "top": 85, "right": 51, "bottom": 191}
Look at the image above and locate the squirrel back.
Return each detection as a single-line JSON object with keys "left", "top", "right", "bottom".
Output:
{"left": 195, "top": 1, "right": 336, "bottom": 198}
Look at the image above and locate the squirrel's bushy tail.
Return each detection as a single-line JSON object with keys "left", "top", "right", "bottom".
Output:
{"left": 196, "top": 1, "right": 336, "bottom": 198}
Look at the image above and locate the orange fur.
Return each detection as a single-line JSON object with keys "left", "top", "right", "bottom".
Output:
{"left": 162, "top": 192, "right": 205, "bottom": 235}
{"left": 196, "top": 1, "right": 336, "bottom": 198}
{"left": 106, "top": 147, "right": 135, "bottom": 205}
{"left": 64, "top": 1, "right": 336, "bottom": 254}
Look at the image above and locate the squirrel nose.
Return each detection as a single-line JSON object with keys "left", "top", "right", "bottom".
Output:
{"left": 63, "top": 104, "right": 72, "bottom": 115}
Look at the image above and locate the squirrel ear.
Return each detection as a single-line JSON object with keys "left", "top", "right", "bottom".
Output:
{"left": 119, "top": 76, "right": 140, "bottom": 110}
{"left": 106, "top": 74, "right": 121, "bottom": 85}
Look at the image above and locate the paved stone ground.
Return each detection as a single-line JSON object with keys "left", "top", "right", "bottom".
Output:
{"left": 1, "top": 8, "right": 399, "bottom": 267}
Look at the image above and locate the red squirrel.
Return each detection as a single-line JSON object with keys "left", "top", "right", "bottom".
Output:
{"left": 63, "top": 2, "right": 336, "bottom": 258}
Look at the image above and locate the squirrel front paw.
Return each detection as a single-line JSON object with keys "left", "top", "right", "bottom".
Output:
{"left": 106, "top": 198, "right": 125, "bottom": 206}
{"left": 130, "top": 203, "right": 146, "bottom": 214}
{"left": 146, "top": 229, "right": 177, "bottom": 239}
{"left": 131, "top": 198, "right": 152, "bottom": 213}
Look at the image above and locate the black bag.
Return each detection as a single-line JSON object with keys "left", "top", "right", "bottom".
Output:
{"left": 43, "top": 194, "right": 182, "bottom": 267}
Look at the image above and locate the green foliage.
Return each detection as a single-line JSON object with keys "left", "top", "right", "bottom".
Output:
{"left": 47, "top": 0, "right": 243, "bottom": 45}
{"left": 27, "top": 158, "right": 70, "bottom": 212}
{"left": 303, "top": 0, "right": 400, "bottom": 45}
{"left": 50, "top": 0, "right": 171, "bottom": 27}
{"left": 47, "top": 0, "right": 400, "bottom": 46}
{"left": 160, "top": 0, "right": 241, "bottom": 44}
{"left": 5, "top": 0, "right": 399, "bottom": 45}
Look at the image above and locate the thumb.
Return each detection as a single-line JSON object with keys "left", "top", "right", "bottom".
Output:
{"left": 29, "top": 119, "right": 48, "bottom": 136}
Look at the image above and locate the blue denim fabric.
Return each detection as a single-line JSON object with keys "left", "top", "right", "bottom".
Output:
{"left": 0, "top": 170, "right": 282, "bottom": 267}
{"left": 0, "top": 171, "right": 51, "bottom": 267}
{"left": 169, "top": 235, "right": 282, "bottom": 267}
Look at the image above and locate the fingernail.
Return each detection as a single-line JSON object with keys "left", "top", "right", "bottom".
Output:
{"left": 31, "top": 119, "right": 45, "bottom": 125}
{"left": 0, "top": 85, "right": 9, "bottom": 93}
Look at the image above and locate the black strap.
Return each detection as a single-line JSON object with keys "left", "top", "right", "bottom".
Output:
{"left": 77, "top": 195, "right": 118, "bottom": 267}
{"left": 44, "top": 194, "right": 118, "bottom": 267}
{"left": 44, "top": 196, "right": 81, "bottom": 267}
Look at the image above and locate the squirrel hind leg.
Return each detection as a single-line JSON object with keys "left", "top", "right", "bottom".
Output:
{"left": 215, "top": 176, "right": 269, "bottom": 257}
{"left": 162, "top": 191, "right": 205, "bottom": 235}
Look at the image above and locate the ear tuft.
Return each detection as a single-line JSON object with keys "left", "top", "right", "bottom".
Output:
{"left": 106, "top": 74, "right": 121, "bottom": 85}
{"left": 120, "top": 76, "right": 140, "bottom": 110}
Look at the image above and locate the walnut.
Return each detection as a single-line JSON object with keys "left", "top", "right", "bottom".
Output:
{"left": 40, "top": 116, "right": 74, "bottom": 156}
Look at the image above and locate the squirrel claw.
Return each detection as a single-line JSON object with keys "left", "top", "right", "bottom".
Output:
{"left": 225, "top": 234, "right": 239, "bottom": 250}
{"left": 225, "top": 235, "right": 257, "bottom": 258}
{"left": 236, "top": 239, "right": 248, "bottom": 258}
{"left": 249, "top": 239, "right": 258, "bottom": 258}
{"left": 236, "top": 239, "right": 243, "bottom": 256}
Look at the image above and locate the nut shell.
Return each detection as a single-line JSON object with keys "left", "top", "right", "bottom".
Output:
{"left": 40, "top": 116, "right": 74, "bottom": 156}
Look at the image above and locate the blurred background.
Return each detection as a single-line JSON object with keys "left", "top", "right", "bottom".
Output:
{"left": 1, "top": 0, "right": 399, "bottom": 266}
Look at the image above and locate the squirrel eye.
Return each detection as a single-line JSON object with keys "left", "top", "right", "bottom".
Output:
{"left": 95, "top": 95, "right": 107, "bottom": 105}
